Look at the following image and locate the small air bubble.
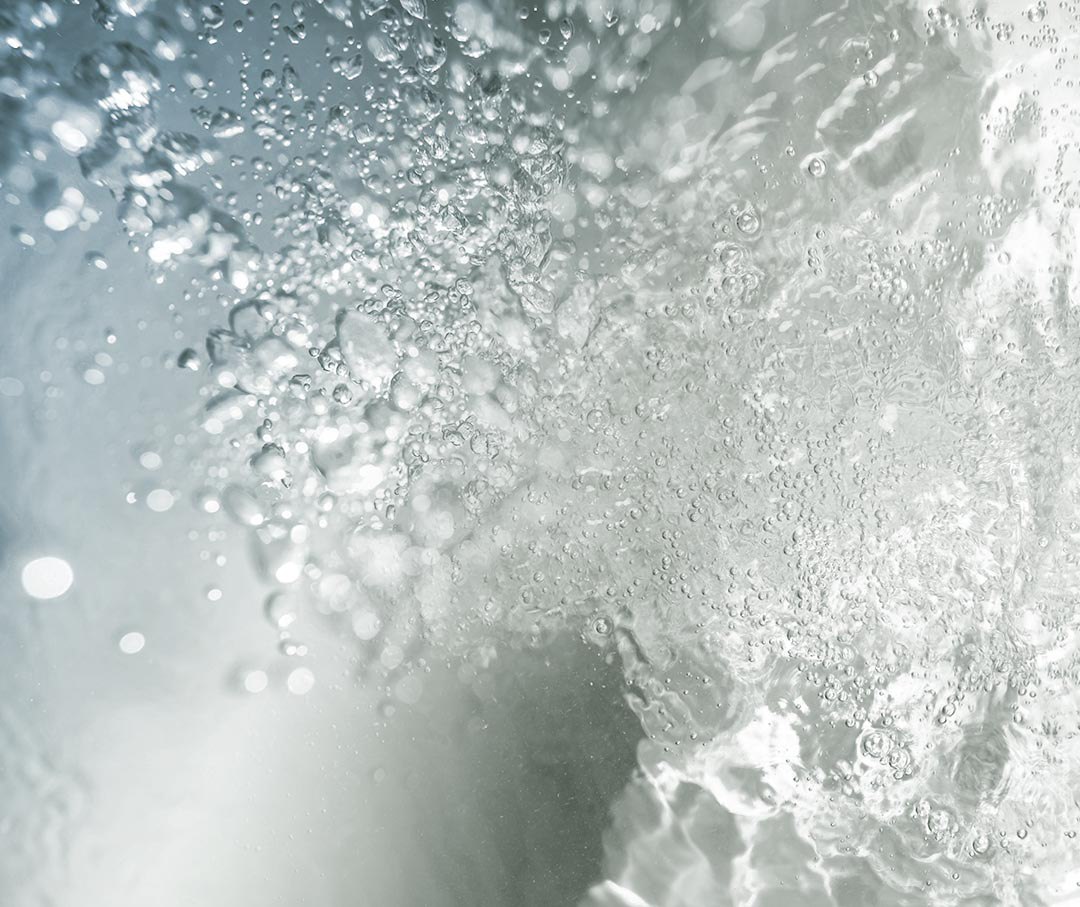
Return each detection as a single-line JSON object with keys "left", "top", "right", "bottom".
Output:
{"left": 118, "top": 631, "right": 146, "bottom": 654}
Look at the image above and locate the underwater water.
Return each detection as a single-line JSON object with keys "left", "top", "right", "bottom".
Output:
{"left": 3, "top": 0, "right": 1080, "bottom": 904}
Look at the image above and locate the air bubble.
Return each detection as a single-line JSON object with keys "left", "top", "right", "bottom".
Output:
{"left": 118, "top": 631, "right": 146, "bottom": 654}
{"left": 21, "top": 557, "right": 74, "bottom": 600}
{"left": 735, "top": 206, "right": 761, "bottom": 235}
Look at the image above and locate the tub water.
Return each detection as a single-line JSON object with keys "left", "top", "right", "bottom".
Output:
{"left": 2, "top": 0, "right": 1080, "bottom": 904}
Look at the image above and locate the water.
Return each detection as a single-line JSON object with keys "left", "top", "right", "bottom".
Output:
{"left": 3, "top": 0, "right": 1080, "bottom": 904}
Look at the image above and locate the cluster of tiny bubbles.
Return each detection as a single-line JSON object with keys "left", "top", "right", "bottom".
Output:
{"left": 9, "top": 0, "right": 1080, "bottom": 902}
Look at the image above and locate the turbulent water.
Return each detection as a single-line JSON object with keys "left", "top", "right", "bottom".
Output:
{"left": 5, "top": 0, "right": 1080, "bottom": 904}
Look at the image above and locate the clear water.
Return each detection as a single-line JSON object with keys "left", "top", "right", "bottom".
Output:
{"left": 3, "top": 0, "right": 1080, "bottom": 904}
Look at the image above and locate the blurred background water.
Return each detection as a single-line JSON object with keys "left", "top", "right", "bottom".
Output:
{"left": 4, "top": 0, "right": 1080, "bottom": 905}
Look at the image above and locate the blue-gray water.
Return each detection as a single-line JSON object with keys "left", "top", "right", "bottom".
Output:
{"left": 2, "top": 1, "right": 1080, "bottom": 904}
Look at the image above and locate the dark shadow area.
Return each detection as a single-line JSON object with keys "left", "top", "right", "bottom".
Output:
{"left": 388, "top": 635, "right": 643, "bottom": 907}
